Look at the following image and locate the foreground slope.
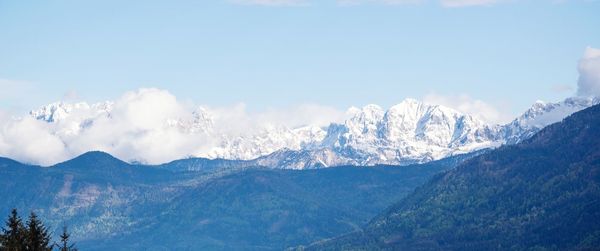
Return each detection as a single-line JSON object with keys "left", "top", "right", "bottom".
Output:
{"left": 310, "top": 104, "right": 600, "bottom": 250}
{"left": 0, "top": 151, "right": 180, "bottom": 239}
{"left": 0, "top": 150, "right": 476, "bottom": 250}
{"left": 80, "top": 156, "right": 473, "bottom": 251}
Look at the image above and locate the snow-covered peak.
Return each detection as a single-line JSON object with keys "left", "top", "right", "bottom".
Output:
{"left": 25, "top": 96, "right": 598, "bottom": 168}
{"left": 391, "top": 98, "right": 422, "bottom": 111}
{"left": 30, "top": 101, "right": 113, "bottom": 123}
{"left": 171, "top": 106, "right": 214, "bottom": 134}
{"left": 513, "top": 96, "right": 597, "bottom": 128}
{"left": 346, "top": 104, "right": 383, "bottom": 132}
{"left": 30, "top": 102, "right": 86, "bottom": 122}
{"left": 317, "top": 99, "right": 497, "bottom": 165}
{"left": 500, "top": 96, "right": 599, "bottom": 144}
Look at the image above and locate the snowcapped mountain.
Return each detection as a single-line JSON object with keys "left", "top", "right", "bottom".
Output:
{"left": 316, "top": 99, "right": 499, "bottom": 166}
{"left": 30, "top": 101, "right": 113, "bottom": 123}
{"left": 206, "top": 125, "right": 326, "bottom": 160}
{"left": 28, "top": 96, "right": 599, "bottom": 168}
{"left": 28, "top": 101, "right": 327, "bottom": 163}
{"left": 500, "top": 96, "right": 599, "bottom": 144}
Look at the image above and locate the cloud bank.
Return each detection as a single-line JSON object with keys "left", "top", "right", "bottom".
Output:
{"left": 577, "top": 46, "right": 600, "bottom": 97}
{"left": 5, "top": 44, "right": 598, "bottom": 166}
{"left": 0, "top": 87, "right": 516, "bottom": 166}
{"left": 0, "top": 88, "right": 347, "bottom": 166}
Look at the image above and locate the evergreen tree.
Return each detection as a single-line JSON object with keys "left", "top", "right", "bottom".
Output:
{"left": 57, "top": 226, "right": 76, "bottom": 251}
{"left": 24, "top": 212, "right": 52, "bottom": 251}
{"left": 0, "top": 209, "right": 27, "bottom": 251}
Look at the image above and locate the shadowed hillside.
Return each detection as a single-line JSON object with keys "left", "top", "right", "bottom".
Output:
{"left": 0, "top": 149, "right": 477, "bottom": 250}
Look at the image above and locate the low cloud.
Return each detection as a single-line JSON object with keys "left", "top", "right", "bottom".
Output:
{"left": 0, "top": 88, "right": 347, "bottom": 165}
{"left": 0, "top": 115, "right": 69, "bottom": 165}
{"left": 422, "top": 93, "right": 512, "bottom": 124}
{"left": 0, "top": 88, "right": 562, "bottom": 165}
{"left": 577, "top": 46, "right": 600, "bottom": 97}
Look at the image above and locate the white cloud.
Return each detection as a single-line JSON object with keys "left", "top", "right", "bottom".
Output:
{"left": 0, "top": 88, "right": 347, "bottom": 165}
{"left": 229, "top": 0, "right": 309, "bottom": 6}
{"left": 440, "top": 0, "right": 511, "bottom": 7}
{"left": 0, "top": 116, "right": 68, "bottom": 165}
{"left": 577, "top": 46, "right": 600, "bottom": 97}
{"left": 0, "top": 88, "right": 552, "bottom": 166}
{"left": 422, "top": 93, "right": 512, "bottom": 124}
{"left": 337, "top": 0, "right": 423, "bottom": 5}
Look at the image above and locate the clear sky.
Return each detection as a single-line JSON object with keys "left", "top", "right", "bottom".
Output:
{"left": 1, "top": 0, "right": 599, "bottom": 115}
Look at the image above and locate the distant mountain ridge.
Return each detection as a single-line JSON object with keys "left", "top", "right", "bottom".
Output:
{"left": 306, "top": 103, "right": 600, "bottom": 250}
{"left": 3, "top": 102, "right": 599, "bottom": 250}
{"left": 28, "top": 96, "right": 599, "bottom": 168}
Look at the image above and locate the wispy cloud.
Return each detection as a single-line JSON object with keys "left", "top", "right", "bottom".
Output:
{"left": 337, "top": 0, "right": 424, "bottom": 6}
{"left": 229, "top": 0, "right": 309, "bottom": 6}
{"left": 230, "top": 0, "right": 524, "bottom": 7}
{"left": 440, "top": 0, "right": 506, "bottom": 7}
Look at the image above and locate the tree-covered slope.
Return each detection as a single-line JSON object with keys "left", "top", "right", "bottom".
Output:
{"left": 1, "top": 150, "right": 476, "bottom": 250}
{"left": 81, "top": 158, "right": 464, "bottom": 251}
{"left": 309, "top": 104, "right": 600, "bottom": 251}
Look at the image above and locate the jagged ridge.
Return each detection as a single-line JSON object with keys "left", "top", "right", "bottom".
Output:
{"left": 29, "top": 96, "right": 599, "bottom": 168}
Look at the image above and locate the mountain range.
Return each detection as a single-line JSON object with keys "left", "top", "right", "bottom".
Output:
{"left": 2, "top": 101, "right": 599, "bottom": 250}
{"left": 29, "top": 96, "right": 599, "bottom": 168}
{"left": 304, "top": 101, "right": 600, "bottom": 250}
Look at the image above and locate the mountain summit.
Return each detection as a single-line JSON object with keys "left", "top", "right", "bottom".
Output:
{"left": 309, "top": 103, "right": 600, "bottom": 250}
{"left": 29, "top": 96, "right": 599, "bottom": 168}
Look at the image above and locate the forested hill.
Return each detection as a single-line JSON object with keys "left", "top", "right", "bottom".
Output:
{"left": 0, "top": 149, "right": 476, "bottom": 250}
{"left": 308, "top": 104, "right": 600, "bottom": 250}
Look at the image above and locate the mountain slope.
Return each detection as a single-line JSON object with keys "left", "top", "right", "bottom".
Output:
{"left": 97, "top": 154, "right": 478, "bottom": 251}
{"left": 500, "top": 96, "right": 599, "bottom": 144}
{"left": 0, "top": 151, "right": 477, "bottom": 250}
{"left": 26, "top": 97, "right": 598, "bottom": 168}
{"left": 317, "top": 99, "right": 498, "bottom": 166}
{"left": 0, "top": 151, "right": 183, "bottom": 240}
{"left": 308, "top": 104, "right": 600, "bottom": 250}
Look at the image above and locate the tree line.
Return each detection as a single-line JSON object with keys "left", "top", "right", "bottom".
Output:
{"left": 0, "top": 209, "right": 77, "bottom": 251}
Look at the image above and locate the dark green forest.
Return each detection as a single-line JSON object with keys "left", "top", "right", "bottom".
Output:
{"left": 0, "top": 209, "right": 76, "bottom": 251}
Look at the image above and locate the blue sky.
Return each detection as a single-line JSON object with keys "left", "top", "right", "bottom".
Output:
{"left": 1, "top": 0, "right": 599, "bottom": 115}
